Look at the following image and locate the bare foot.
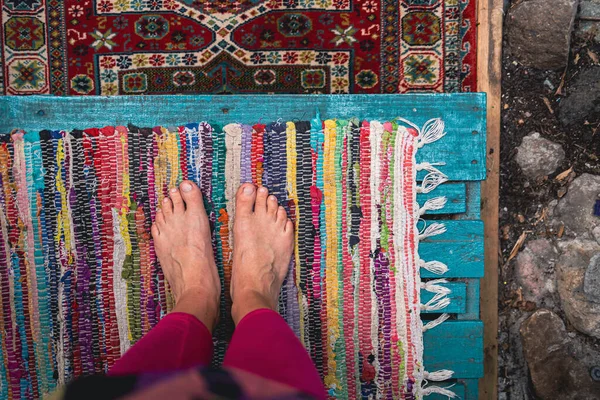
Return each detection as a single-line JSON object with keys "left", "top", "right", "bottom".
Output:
{"left": 151, "top": 180, "right": 221, "bottom": 331}
{"left": 230, "top": 184, "right": 294, "bottom": 325}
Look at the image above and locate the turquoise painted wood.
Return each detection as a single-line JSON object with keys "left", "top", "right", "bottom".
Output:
{"left": 420, "top": 220, "right": 485, "bottom": 279}
{"left": 0, "top": 94, "right": 486, "bottom": 399}
{"left": 417, "top": 183, "right": 467, "bottom": 215}
{"left": 458, "top": 279, "right": 481, "bottom": 321}
{"left": 423, "top": 321, "right": 484, "bottom": 378}
{"left": 0, "top": 94, "right": 487, "bottom": 181}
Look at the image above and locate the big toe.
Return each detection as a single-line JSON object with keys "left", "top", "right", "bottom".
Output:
{"left": 179, "top": 180, "right": 205, "bottom": 215}
{"left": 235, "top": 183, "right": 256, "bottom": 216}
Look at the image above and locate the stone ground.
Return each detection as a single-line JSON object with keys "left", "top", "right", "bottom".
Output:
{"left": 501, "top": 0, "right": 600, "bottom": 398}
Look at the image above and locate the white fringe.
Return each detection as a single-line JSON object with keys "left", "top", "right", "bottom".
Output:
{"left": 424, "top": 370, "right": 454, "bottom": 381}
{"left": 423, "top": 385, "right": 459, "bottom": 398}
{"left": 422, "top": 313, "right": 450, "bottom": 332}
{"left": 421, "top": 292, "right": 451, "bottom": 312}
{"left": 421, "top": 279, "right": 451, "bottom": 295}
{"left": 417, "top": 118, "right": 446, "bottom": 148}
{"left": 419, "top": 222, "right": 447, "bottom": 240}
{"left": 419, "top": 259, "right": 449, "bottom": 275}
{"left": 417, "top": 162, "right": 446, "bottom": 173}
{"left": 418, "top": 196, "right": 447, "bottom": 216}
{"left": 417, "top": 171, "right": 448, "bottom": 194}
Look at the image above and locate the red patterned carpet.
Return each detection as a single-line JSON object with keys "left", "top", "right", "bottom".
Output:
{"left": 1, "top": 0, "right": 477, "bottom": 95}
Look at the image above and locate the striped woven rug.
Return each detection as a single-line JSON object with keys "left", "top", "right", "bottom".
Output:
{"left": 0, "top": 118, "right": 454, "bottom": 399}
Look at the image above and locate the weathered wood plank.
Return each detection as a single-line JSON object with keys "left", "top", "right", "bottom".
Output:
{"left": 424, "top": 321, "right": 484, "bottom": 379}
{"left": 457, "top": 279, "right": 480, "bottom": 320}
{"left": 421, "top": 282, "right": 466, "bottom": 314}
{"left": 420, "top": 220, "right": 485, "bottom": 278}
{"left": 477, "top": 0, "right": 503, "bottom": 396}
{"left": 417, "top": 183, "right": 467, "bottom": 215}
{"left": 0, "top": 94, "right": 486, "bottom": 180}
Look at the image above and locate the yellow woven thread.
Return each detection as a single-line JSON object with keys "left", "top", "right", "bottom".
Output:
{"left": 323, "top": 119, "right": 340, "bottom": 390}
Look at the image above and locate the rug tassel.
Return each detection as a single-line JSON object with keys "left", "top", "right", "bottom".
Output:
{"left": 417, "top": 118, "right": 446, "bottom": 148}
{"left": 424, "top": 369, "right": 454, "bottom": 381}
{"left": 422, "top": 313, "right": 450, "bottom": 332}
{"left": 417, "top": 171, "right": 448, "bottom": 194}
{"left": 418, "top": 196, "right": 447, "bottom": 216}
{"left": 422, "top": 385, "right": 458, "bottom": 398}
{"left": 419, "top": 259, "right": 449, "bottom": 275}
{"left": 420, "top": 279, "right": 450, "bottom": 294}
{"left": 419, "top": 222, "right": 447, "bottom": 240}
{"left": 421, "top": 292, "right": 451, "bottom": 312}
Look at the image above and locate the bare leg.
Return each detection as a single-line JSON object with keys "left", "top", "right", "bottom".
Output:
{"left": 224, "top": 184, "right": 325, "bottom": 399}
{"left": 229, "top": 184, "right": 294, "bottom": 324}
{"left": 152, "top": 181, "right": 221, "bottom": 331}
{"left": 109, "top": 180, "right": 221, "bottom": 375}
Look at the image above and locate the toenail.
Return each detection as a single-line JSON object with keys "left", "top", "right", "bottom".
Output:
{"left": 170, "top": 187, "right": 178, "bottom": 193}
{"left": 163, "top": 197, "right": 170, "bottom": 203}
{"left": 181, "top": 182, "right": 192, "bottom": 192}
{"left": 243, "top": 185, "right": 254, "bottom": 195}
{"left": 156, "top": 208, "right": 161, "bottom": 213}
{"left": 259, "top": 186, "right": 267, "bottom": 193}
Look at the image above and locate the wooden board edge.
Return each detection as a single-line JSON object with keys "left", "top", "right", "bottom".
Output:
{"left": 477, "top": 0, "right": 503, "bottom": 398}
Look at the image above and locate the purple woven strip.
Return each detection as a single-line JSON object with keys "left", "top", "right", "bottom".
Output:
{"left": 240, "top": 124, "right": 252, "bottom": 184}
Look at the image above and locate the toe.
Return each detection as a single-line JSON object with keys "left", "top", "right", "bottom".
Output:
{"left": 155, "top": 208, "right": 166, "bottom": 226}
{"left": 169, "top": 187, "right": 185, "bottom": 214}
{"left": 162, "top": 196, "right": 173, "bottom": 217}
{"left": 267, "top": 195, "right": 278, "bottom": 218}
{"left": 276, "top": 206, "right": 287, "bottom": 225}
{"left": 285, "top": 219, "right": 294, "bottom": 234}
{"left": 151, "top": 222, "right": 160, "bottom": 238}
{"left": 255, "top": 186, "right": 269, "bottom": 215}
{"left": 180, "top": 180, "right": 205, "bottom": 216}
{"left": 236, "top": 183, "right": 256, "bottom": 216}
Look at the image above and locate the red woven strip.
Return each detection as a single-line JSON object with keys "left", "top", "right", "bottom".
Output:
{"left": 358, "top": 121, "right": 375, "bottom": 382}
{"left": 341, "top": 133, "right": 356, "bottom": 399}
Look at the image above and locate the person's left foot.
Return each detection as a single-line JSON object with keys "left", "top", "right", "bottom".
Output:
{"left": 151, "top": 180, "right": 221, "bottom": 331}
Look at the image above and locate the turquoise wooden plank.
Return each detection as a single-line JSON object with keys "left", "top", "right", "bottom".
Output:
{"left": 0, "top": 93, "right": 486, "bottom": 181}
{"left": 461, "top": 379, "right": 479, "bottom": 400}
{"left": 423, "top": 321, "right": 484, "bottom": 379}
{"left": 463, "top": 181, "right": 482, "bottom": 219}
{"left": 417, "top": 183, "right": 466, "bottom": 215}
{"left": 420, "top": 220, "right": 484, "bottom": 278}
{"left": 457, "top": 279, "right": 481, "bottom": 320}
{"left": 421, "top": 282, "right": 466, "bottom": 314}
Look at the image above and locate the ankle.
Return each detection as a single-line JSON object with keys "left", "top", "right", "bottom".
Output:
{"left": 231, "top": 290, "right": 275, "bottom": 325}
{"left": 172, "top": 289, "right": 219, "bottom": 332}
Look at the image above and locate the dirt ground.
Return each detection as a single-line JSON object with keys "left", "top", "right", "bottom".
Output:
{"left": 499, "top": 25, "right": 600, "bottom": 396}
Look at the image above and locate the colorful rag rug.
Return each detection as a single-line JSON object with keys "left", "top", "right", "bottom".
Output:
{"left": 0, "top": 0, "right": 477, "bottom": 95}
{"left": 0, "top": 118, "right": 455, "bottom": 399}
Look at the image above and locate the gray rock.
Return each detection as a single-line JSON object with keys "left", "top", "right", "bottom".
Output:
{"left": 556, "top": 239, "right": 600, "bottom": 338}
{"left": 515, "top": 133, "right": 565, "bottom": 178}
{"left": 514, "top": 239, "right": 558, "bottom": 304}
{"left": 575, "top": 0, "right": 600, "bottom": 43}
{"left": 506, "top": 0, "right": 579, "bottom": 70}
{"left": 520, "top": 309, "right": 600, "bottom": 399}
{"left": 593, "top": 225, "right": 600, "bottom": 244}
{"left": 584, "top": 254, "right": 600, "bottom": 301}
{"left": 554, "top": 174, "right": 600, "bottom": 237}
{"left": 558, "top": 67, "right": 600, "bottom": 126}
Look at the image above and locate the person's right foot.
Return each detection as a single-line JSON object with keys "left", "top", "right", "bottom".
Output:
{"left": 230, "top": 184, "right": 294, "bottom": 325}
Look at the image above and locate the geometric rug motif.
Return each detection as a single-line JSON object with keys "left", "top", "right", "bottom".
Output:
{"left": 0, "top": 0, "right": 477, "bottom": 95}
{"left": 0, "top": 118, "right": 454, "bottom": 399}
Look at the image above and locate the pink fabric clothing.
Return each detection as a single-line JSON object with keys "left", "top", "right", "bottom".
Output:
{"left": 109, "top": 309, "right": 326, "bottom": 400}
